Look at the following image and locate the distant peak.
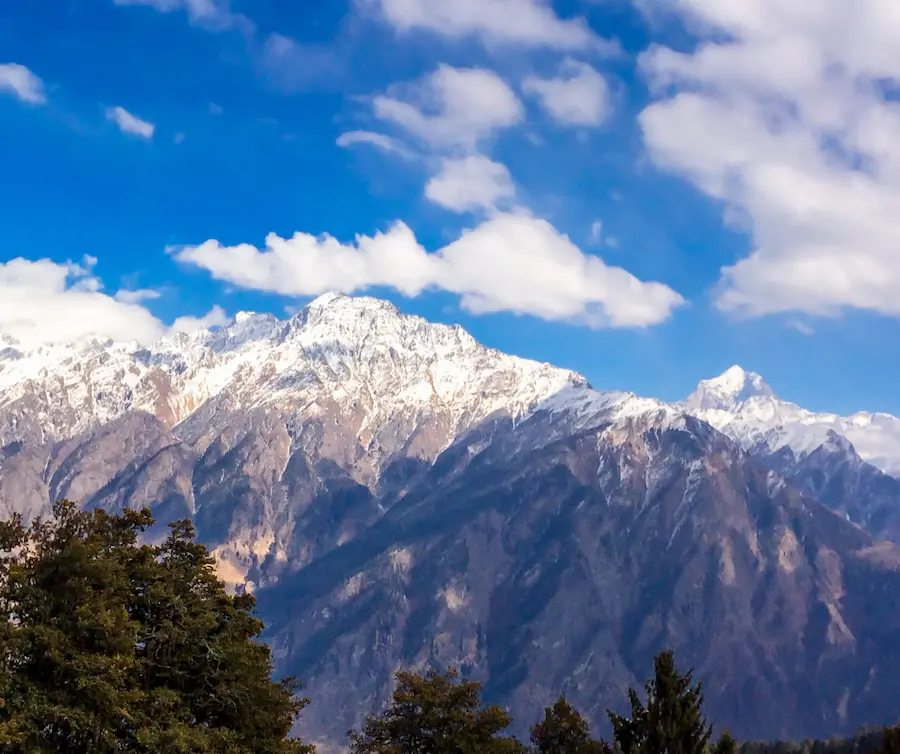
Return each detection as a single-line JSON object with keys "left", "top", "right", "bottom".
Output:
{"left": 685, "top": 365, "right": 776, "bottom": 411}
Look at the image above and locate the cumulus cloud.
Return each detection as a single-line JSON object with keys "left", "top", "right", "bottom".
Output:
{"left": 373, "top": 65, "right": 523, "bottom": 150}
{"left": 336, "top": 130, "right": 412, "bottom": 157}
{"left": 425, "top": 156, "right": 515, "bottom": 212}
{"left": 0, "top": 258, "right": 227, "bottom": 347}
{"left": 173, "top": 212, "right": 683, "bottom": 328}
{"left": 171, "top": 305, "right": 230, "bottom": 335}
{"left": 0, "top": 63, "right": 46, "bottom": 105}
{"left": 367, "top": 0, "right": 616, "bottom": 52}
{"left": 638, "top": 0, "right": 900, "bottom": 319}
{"left": 0, "top": 259, "right": 161, "bottom": 346}
{"left": 106, "top": 106, "right": 155, "bottom": 139}
{"left": 112, "top": 0, "right": 250, "bottom": 32}
{"left": 523, "top": 60, "right": 610, "bottom": 126}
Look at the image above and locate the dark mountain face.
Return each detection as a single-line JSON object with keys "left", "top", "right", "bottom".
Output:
{"left": 2, "top": 398, "right": 900, "bottom": 745}
{"left": 245, "top": 409, "right": 900, "bottom": 745}
{"left": 757, "top": 441, "right": 900, "bottom": 544}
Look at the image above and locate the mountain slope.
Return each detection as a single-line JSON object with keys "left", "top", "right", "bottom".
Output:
{"left": 0, "top": 296, "right": 899, "bottom": 745}
{"left": 254, "top": 398, "right": 900, "bottom": 744}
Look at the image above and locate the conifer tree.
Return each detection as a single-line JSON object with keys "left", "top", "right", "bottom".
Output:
{"left": 531, "top": 695, "right": 607, "bottom": 754}
{"left": 0, "top": 500, "right": 311, "bottom": 754}
{"left": 714, "top": 730, "right": 738, "bottom": 754}
{"left": 878, "top": 725, "right": 900, "bottom": 754}
{"left": 607, "top": 650, "right": 711, "bottom": 754}
{"left": 349, "top": 667, "right": 525, "bottom": 754}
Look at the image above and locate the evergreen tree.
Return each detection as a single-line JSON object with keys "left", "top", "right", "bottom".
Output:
{"left": 349, "top": 667, "right": 525, "bottom": 754}
{"left": 0, "top": 500, "right": 311, "bottom": 754}
{"left": 877, "top": 725, "right": 900, "bottom": 754}
{"left": 714, "top": 731, "right": 738, "bottom": 754}
{"left": 530, "top": 695, "right": 608, "bottom": 754}
{"left": 607, "top": 650, "right": 711, "bottom": 754}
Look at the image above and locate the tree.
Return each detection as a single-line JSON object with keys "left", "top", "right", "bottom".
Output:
{"left": 877, "top": 725, "right": 900, "bottom": 754}
{"left": 714, "top": 730, "right": 738, "bottom": 754}
{"left": 607, "top": 650, "right": 711, "bottom": 754}
{"left": 530, "top": 695, "right": 607, "bottom": 754}
{"left": 349, "top": 667, "right": 525, "bottom": 754}
{"left": 0, "top": 500, "right": 311, "bottom": 754}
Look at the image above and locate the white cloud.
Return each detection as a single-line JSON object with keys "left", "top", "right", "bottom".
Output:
{"left": 638, "top": 0, "right": 900, "bottom": 319}
{"left": 373, "top": 65, "right": 523, "bottom": 150}
{"left": 0, "top": 258, "right": 228, "bottom": 347}
{"left": 336, "top": 130, "right": 411, "bottom": 157}
{"left": 0, "top": 63, "right": 46, "bottom": 105}
{"left": 368, "top": 0, "right": 616, "bottom": 52}
{"left": 523, "top": 60, "right": 610, "bottom": 126}
{"left": 112, "top": 0, "right": 249, "bottom": 32}
{"left": 114, "top": 289, "right": 162, "bottom": 304}
{"left": 106, "top": 106, "right": 155, "bottom": 139}
{"left": 173, "top": 212, "right": 683, "bottom": 328}
{"left": 590, "top": 220, "right": 603, "bottom": 242}
{"left": 170, "top": 305, "right": 229, "bottom": 335}
{"left": 425, "top": 156, "right": 515, "bottom": 212}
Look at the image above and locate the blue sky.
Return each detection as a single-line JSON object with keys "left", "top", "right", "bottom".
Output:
{"left": 3, "top": 0, "right": 900, "bottom": 416}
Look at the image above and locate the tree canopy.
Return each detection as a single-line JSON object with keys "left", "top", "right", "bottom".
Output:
{"left": 0, "top": 500, "right": 310, "bottom": 754}
{"left": 349, "top": 667, "right": 525, "bottom": 754}
{"left": 607, "top": 650, "right": 725, "bottom": 754}
{"left": 530, "top": 694, "right": 607, "bottom": 754}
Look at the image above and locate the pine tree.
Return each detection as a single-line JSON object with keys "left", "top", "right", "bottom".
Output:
{"left": 349, "top": 667, "right": 525, "bottom": 754}
{"left": 877, "top": 725, "right": 900, "bottom": 754}
{"left": 0, "top": 500, "right": 311, "bottom": 753}
{"left": 607, "top": 650, "right": 711, "bottom": 754}
{"left": 530, "top": 695, "right": 608, "bottom": 754}
{"left": 714, "top": 730, "right": 738, "bottom": 754}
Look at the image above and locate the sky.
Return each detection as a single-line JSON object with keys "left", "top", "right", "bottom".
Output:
{"left": 3, "top": 0, "right": 900, "bottom": 416}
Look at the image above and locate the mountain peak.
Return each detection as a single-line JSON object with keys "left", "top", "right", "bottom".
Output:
{"left": 305, "top": 291, "right": 398, "bottom": 315}
{"left": 306, "top": 291, "right": 348, "bottom": 309}
{"left": 685, "top": 365, "right": 776, "bottom": 411}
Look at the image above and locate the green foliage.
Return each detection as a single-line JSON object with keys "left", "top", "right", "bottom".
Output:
{"left": 530, "top": 695, "right": 608, "bottom": 754}
{"left": 348, "top": 667, "right": 525, "bottom": 754}
{"left": 0, "top": 500, "right": 311, "bottom": 754}
{"left": 714, "top": 730, "right": 738, "bottom": 754}
{"left": 607, "top": 649, "right": 712, "bottom": 754}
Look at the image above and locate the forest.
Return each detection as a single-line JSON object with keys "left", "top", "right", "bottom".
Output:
{"left": 0, "top": 502, "right": 896, "bottom": 754}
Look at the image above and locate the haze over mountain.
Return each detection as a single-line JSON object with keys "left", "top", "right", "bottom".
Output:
{"left": 1, "top": 294, "right": 899, "bottom": 745}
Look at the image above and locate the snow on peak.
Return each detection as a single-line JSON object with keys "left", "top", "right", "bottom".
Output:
{"left": 306, "top": 291, "right": 348, "bottom": 309}
{"left": 683, "top": 367, "right": 900, "bottom": 478}
{"left": 0, "top": 294, "right": 593, "bottom": 454}
{"left": 686, "top": 365, "right": 775, "bottom": 411}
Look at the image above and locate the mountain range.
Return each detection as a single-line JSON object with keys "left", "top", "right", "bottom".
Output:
{"left": 1, "top": 292, "right": 899, "bottom": 745}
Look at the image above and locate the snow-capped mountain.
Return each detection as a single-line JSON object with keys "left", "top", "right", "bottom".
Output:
{"left": 0, "top": 292, "right": 687, "bottom": 479}
{"left": 685, "top": 365, "right": 900, "bottom": 478}
{"left": 1, "top": 294, "right": 900, "bottom": 745}
{"left": 0, "top": 293, "right": 580, "bottom": 448}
